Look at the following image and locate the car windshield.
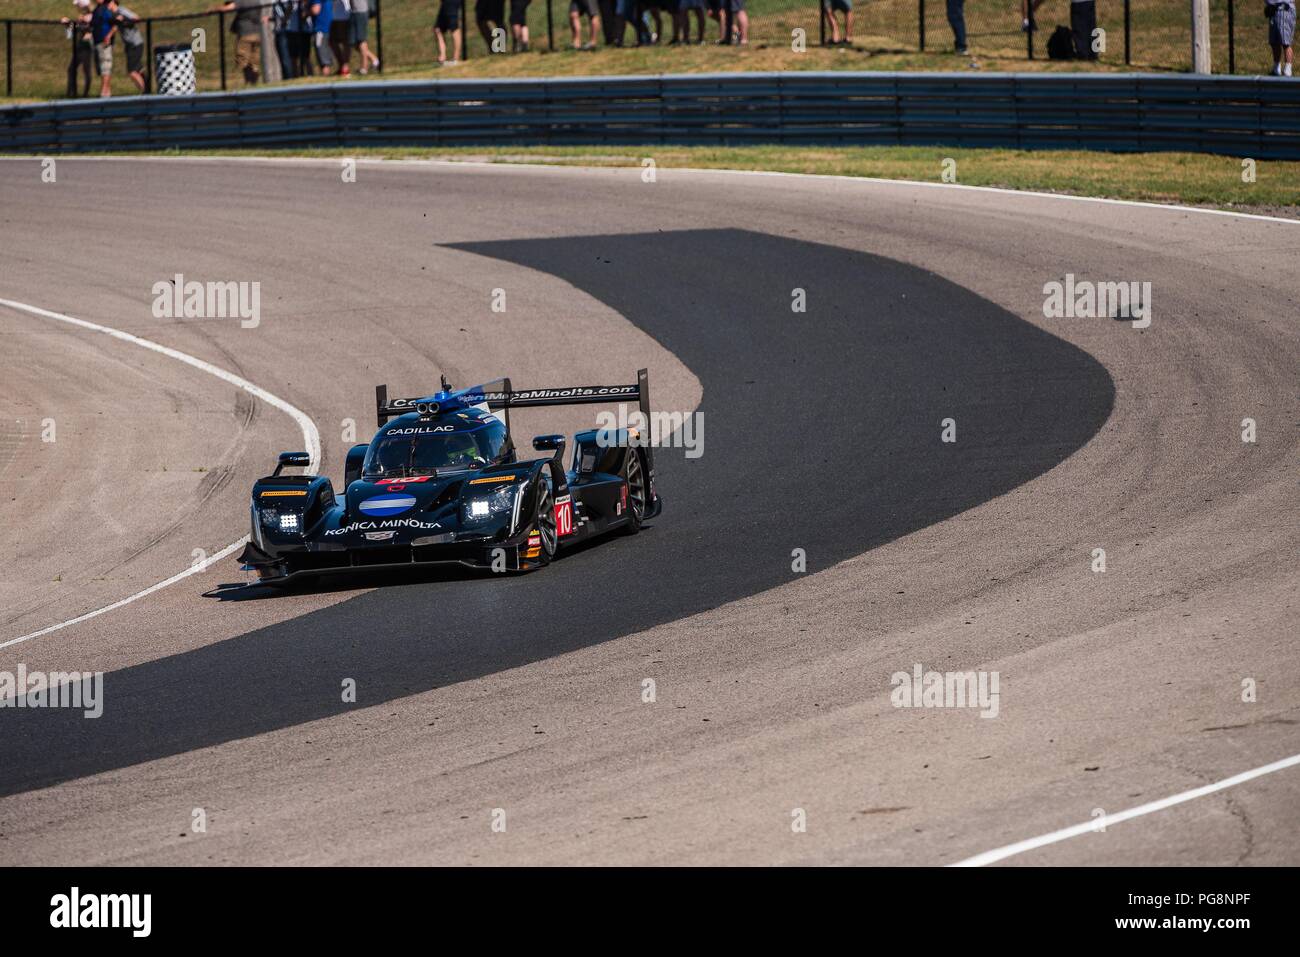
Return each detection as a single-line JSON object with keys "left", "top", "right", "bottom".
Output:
{"left": 363, "top": 422, "right": 507, "bottom": 477}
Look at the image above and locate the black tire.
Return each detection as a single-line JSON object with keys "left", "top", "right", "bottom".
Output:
{"left": 531, "top": 479, "right": 558, "bottom": 566}
{"left": 621, "top": 448, "right": 647, "bottom": 535}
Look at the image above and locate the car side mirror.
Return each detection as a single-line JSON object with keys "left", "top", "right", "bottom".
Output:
{"left": 273, "top": 451, "right": 311, "bottom": 476}
{"left": 532, "top": 434, "right": 565, "bottom": 459}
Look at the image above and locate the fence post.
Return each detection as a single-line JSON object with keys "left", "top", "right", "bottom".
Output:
{"left": 547, "top": 0, "right": 555, "bottom": 51}
{"left": 146, "top": 18, "right": 153, "bottom": 91}
{"left": 462, "top": 0, "right": 470, "bottom": 59}
{"left": 375, "top": 0, "right": 384, "bottom": 71}
{"left": 5, "top": 21, "right": 12, "bottom": 99}
{"left": 1191, "top": 0, "right": 1210, "bottom": 73}
{"left": 918, "top": 0, "right": 925, "bottom": 52}
{"left": 1124, "top": 0, "right": 1130, "bottom": 65}
{"left": 1027, "top": 14, "right": 1033, "bottom": 59}
{"left": 1227, "top": 0, "right": 1235, "bottom": 74}
{"left": 218, "top": 11, "right": 227, "bottom": 90}
{"left": 820, "top": 1, "right": 826, "bottom": 47}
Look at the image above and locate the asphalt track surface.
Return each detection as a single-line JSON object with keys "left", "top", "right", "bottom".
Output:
{"left": 0, "top": 158, "right": 1296, "bottom": 865}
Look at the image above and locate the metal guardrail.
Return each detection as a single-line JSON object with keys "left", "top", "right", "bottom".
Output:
{"left": 2, "top": 72, "right": 1298, "bottom": 159}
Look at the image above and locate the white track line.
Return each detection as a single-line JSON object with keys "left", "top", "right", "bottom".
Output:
{"left": 0, "top": 155, "right": 1295, "bottom": 227}
{"left": 950, "top": 752, "right": 1300, "bottom": 866}
{"left": 0, "top": 297, "right": 321, "bottom": 650}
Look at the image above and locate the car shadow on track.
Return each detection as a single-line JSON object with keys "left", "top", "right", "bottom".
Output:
{"left": 200, "top": 527, "right": 644, "bottom": 600}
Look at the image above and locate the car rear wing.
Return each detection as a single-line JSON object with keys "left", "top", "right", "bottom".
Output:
{"left": 376, "top": 369, "right": 654, "bottom": 460}
{"left": 491, "top": 370, "right": 655, "bottom": 475}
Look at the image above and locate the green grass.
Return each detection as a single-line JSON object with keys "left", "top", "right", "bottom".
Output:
{"left": 0, "top": 0, "right": 1271, "bottom": 101}
{"left": 88, "top": 144, "right": 1300, "bottom": 212}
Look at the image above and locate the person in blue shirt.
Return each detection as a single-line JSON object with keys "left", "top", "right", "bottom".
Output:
{"left": 309, "top": 0, "right": 336, "bottom": 74}
{"left": 89, "top": 0, "right": 119, "bottom": 97}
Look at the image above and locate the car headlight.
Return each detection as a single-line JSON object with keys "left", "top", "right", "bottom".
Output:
{"left": 260, "top": 508, "right": 302, "bottom": 533}
{"left": 461, "top": 484, "right": 518, "bottom": 524}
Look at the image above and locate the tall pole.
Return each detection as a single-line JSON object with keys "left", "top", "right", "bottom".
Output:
{"left": 1123, "top": 0, "right": 1130, "bottom": 65}
{"left": 1191, "top": 0, "right": 1210, "bottom": 74}
{"left": 146, "top": 18, "right": 154, "bottom": 91}
{"left": 218, "top": 11, "right": 228, "bottom": 89}
{"left": 1227, "top": 0, "right": 1235, "bottom": 74}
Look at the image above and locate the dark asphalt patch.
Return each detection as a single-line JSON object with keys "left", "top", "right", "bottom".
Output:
{"left": 0, "top": 229, "right": 1114, "bottom": 797}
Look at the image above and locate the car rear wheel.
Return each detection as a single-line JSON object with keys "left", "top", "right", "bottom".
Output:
{"left": 621, "top": 449, "right": 647, "bottom": 535}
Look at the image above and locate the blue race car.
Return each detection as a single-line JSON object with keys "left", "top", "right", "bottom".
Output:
{"left": 238, "top": 371, "right": 660, "bottom": 585}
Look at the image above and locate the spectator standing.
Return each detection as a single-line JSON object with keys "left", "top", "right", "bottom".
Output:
{"left": 61, "top": 0, "right": 95, "bottom": 98}
{"left": 111, "top": 1, "right": 148, "bottom": 91}
{"left": 350, "top": 0, "right": 380, "bottom": 72}
{"left": 434, "top": 0, "right": 464, "bottom": 64}
{"left": 677, "top": 0, "right": 705, "bottom": 43}
{"left": 272, "top": 0, "right": 296, "bottom": 79}
{"left": 309, "top": 0, "right": 335, "bottom": 74}
{"left": 89, "top": 0, "right": 117, "bottom": 97}
{"left": 330, "top": 0, "right": 353, "bottom": 75}
{"left": 642, "top": 0, "right": 665, "bottom": 43}
{"left": 1070, "top": 0, "right": 1097, "bottom": 60}
{"left": 822, "top": 0, "right": 853, "bottom": 45}
{"left": 1267, "top": 0, "right": 1295, "bottom": 75}
{"left": 947, "top": 0, "right": 967, "bottom": 54}
{"left": 611, "top": 0, "right": 636, "bottom": 45}
{"left": 719, "top": 0, "right": 747, "bottom": 45}
{"left": 509, "top": 0, "right": 532, "bottom": 51}
{"left": 291, "top": 0, "right": 315, "bottom": 77}
{"left": 477, "top": 0, "right": 508, "bottom": 51}
{"left": 212, "top": 0, "right": 269, "bottom": 86}
{"left": 704, "top": 0, "right": 723, "bottom": 41}
{"left": 669, "top": 0, "right": 683, "bottom": 43}
{"left": 569, "top": 0, "right": 602, "bottom": 49}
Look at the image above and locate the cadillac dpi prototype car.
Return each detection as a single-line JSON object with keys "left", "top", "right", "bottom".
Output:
{"left": 237, "top": 371, "right": 660, "bottom": 585}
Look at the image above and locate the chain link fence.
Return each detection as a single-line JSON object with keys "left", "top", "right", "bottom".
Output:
{"left": 0, "top": 0, "right": 1285, "bottom": 100}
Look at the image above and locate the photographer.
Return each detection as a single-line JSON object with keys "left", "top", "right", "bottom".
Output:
{"left": 59, "top": 0, "right": 95, "bottom": 98}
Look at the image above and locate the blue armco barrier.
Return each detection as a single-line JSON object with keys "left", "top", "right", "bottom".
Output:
{"left": 2, "top": 72, "right": 1298, "bottom": 159}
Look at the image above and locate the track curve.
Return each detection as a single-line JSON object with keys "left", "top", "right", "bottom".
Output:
{"left": 0, "top": 158, "right": 1295, "bottom": 866}
{"left": 0, "top": 228, "right": 1113, "bottom": 794}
